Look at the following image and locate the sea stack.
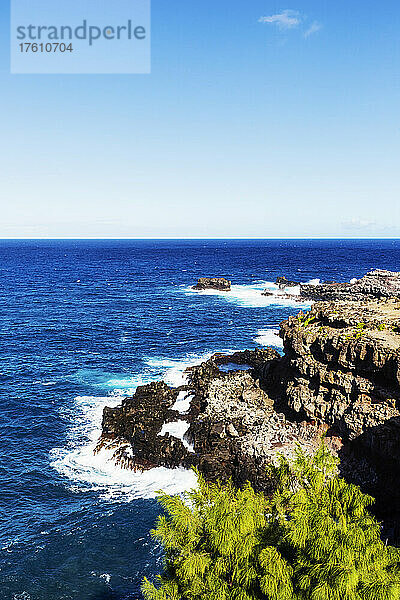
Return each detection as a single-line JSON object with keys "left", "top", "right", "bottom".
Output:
{"left": 193, "top": 277, "right": 231, "bottom": 292}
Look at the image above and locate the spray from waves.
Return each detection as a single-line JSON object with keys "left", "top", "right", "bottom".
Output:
{"left": 144, "top": 352, "right": 220, "bottom": 387}
{"left": 182, "top": 281, "right": 312, "bottom": 309}
{"left": 254, "top": 328, "right": 284, "bottom": 349}
{"left": 158, "top": 421, "right": 194, "bottom": 453}
{"left": 97, "top": 353, "right": 217, "bottom": 397}
{"left": 171, "top": 391, "right": 193, "bottom": 414}
{"left": 50, "top": 354, "right": 225, "bottom": 502}
{"left": 307, "top": 278, "right": 321, "bottom": 286}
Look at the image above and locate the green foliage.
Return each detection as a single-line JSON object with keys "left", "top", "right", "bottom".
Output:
{"left": 298, "top": 313, "right": 317, "bottom": 328}
{"left": 354, "top": 322, "right": 366, "bottom": 338}
{"left": 318, "top": 326, "right": 329, "bottom": 339}
{"left": 142, "top": 445, "right": 400, "bottom": 600}
{"left": 368, "top": 323, "right": 400, "bottom": 334}
{"left": 345, "top": 323, "right": 368, "bottom": 341}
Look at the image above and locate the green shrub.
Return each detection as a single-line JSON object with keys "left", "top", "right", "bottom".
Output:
{"left": 142, "top": 445, "right": 400, "bottom": 600}
{"left": 298, "top": 314, "right": 317, "bottom": 328}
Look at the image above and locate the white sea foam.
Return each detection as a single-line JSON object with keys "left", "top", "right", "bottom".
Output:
{"left": 306, "top": 278, "right": 321, "bottom": 286}
{"left": 52, "top": 440, "right": 196, "bottom": 502}
{"left": 104, "top": 355, "right": 211, "bottom": 396}
{"left": 50, "top": 393, "right": 197, "bottom": 501}
{"left": 50, "top": 356, "right": 211, "bottom": 501}
{"left": 350, "top": 277, "right": 358, "bottom": 284}
{"left": 144, "top": 352, "right": 216, "bottom": 387}
{"left": 105, "top": 373, "right": 153, "bottom": 395}
{"left": 171, "top": 391, "right": 193, "bottom": 414}
{"left": 284, "top": 285, "right": 301, "bottom": 296}
{"left": 254, "top": 328, "right": 284, "bottom": 349}
{"left": 183, "top": 281, "right": 312, "bottom": 309}
{"left": 158, "top": 420, "right": 194, "bottom": 453}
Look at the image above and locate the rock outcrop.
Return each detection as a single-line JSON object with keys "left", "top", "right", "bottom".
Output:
{"left": 98, "top": 285, "right": 400, "bottom": 536}
{"left": 273, "top": 299, "right": 400, "bottom": 519}
{"left": 276, "top": 299, "right": 400, "bottom": 436}
{"left": 98, "top": 348, "right": 337, "bottom": 491}
{"left": 275, "top": 276, "right": 300, "bottom": 289}
{"left": 300, "top": 270, "right": 400, "bottom": 302}
{"left": 193, "top": 277, "right": 231, "bottom": 292}
{"left": 97, "top": 381, "right": 193, "bottom": 471}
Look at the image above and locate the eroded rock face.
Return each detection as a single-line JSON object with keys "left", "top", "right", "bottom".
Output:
{"left": 273, "top": 299, "right": 400, "bottom": 522}
{"left": 193, "top": 277, "right": 231, "bottom": 291}
{"left": 97, "top": 381, "right": 193, "bottom": 471}
{"left": 97, "top": 348, "right": 329, "bottom": 490}
{"left": 300, "top": 270, "right": 400, "bottom": 302}
{"left": 97, "top": 292, "right": 400, "bottom": 534}
{"left": 277, "top": 299, "right": 400, "bottom": 436}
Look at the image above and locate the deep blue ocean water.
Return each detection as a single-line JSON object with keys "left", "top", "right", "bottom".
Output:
{"left": 1, "top": 239, "right": 400, "bottom": 600}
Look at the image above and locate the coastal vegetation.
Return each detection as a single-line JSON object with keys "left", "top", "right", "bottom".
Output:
{"left": 142, "top": 444, "right": 400, "bottom": 600}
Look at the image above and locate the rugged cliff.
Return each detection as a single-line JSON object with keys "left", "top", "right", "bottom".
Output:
{"left": 277, "top": 299, "right": 400, "bottom": 440}
{"left": 97, "top": 347, "right": 332, "bottom": 491}
{"left": 98, "top": 286, "right": 400, "bottom": 536}
{"left": 274, "top": 299, "right": 400, "bottom": 528}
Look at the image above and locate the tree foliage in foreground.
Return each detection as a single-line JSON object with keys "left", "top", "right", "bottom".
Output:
{"left": 142, "top": 445, "right": 400, "bottom": 600}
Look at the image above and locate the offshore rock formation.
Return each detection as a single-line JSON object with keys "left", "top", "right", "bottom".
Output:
{"left": 271, "top": 270, "right": 400, "bottom": 303}
{"left": 193, "top": 277, "right": 231, "bottom": 291}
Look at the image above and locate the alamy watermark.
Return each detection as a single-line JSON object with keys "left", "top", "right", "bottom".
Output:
{"left": 11, "top": 0, "right": 151, "bottom": 74}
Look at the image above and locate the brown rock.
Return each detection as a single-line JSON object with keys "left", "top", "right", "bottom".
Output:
{"left": 193, "top": 277, "right": 231, "bottom": 291}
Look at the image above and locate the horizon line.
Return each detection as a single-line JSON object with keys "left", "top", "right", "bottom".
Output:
{"left": 0, "top": 236, "right": 399, "bottom": 241}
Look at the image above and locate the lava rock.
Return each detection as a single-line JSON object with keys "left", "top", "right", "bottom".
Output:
{"left": 193, "top": 277, "right": 231, "bottom": 292}
{"left": 300, "top": 270, "right": 400, "bottom": 302}
{"left": 275, "top": 276, "right": 300, "bottom": 289}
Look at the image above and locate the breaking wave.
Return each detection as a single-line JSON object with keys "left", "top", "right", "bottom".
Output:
{"left": 50, "top": 355, "right": 215, "bottom": 502}
{"left": 254, "top": 328, "right": 284, "bottom": 349}
{"left": 183, "top": 280, "right": 312, "bottom": 309}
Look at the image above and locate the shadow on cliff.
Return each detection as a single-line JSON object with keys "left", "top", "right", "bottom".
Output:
{"left": 334, "top": 414, "right": 400, "bottom": 544}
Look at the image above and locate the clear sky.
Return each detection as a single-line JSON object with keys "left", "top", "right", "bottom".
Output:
{"left": 0, "top": 0, "right": 399, "bottom": 238}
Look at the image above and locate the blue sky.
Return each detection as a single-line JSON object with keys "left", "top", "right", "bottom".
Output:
{"left": 0, "top": 0, "right": 399, "bottom": 238}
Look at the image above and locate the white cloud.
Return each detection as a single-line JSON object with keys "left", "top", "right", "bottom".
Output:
{"left": 258, "top": 10, "right": 301, "bottom": 30}
{"left": 259, "top": 10, "right": 323, "bottom": 39}
{"left": 304, "top": 21, "right": 323, "bottom": 38}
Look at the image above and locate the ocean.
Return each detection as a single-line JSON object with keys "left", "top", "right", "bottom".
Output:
{"left": 1, "top": 239, "right": 400, "bottom": 600}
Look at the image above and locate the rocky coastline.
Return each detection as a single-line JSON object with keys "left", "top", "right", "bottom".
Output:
{"left": 276, "top": 269, "right": 400, "bottom": 302}
{"left": 97, "top": 269, "right": 400, "bottom": 539}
